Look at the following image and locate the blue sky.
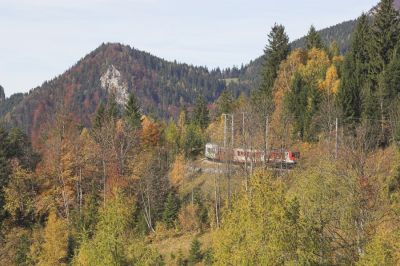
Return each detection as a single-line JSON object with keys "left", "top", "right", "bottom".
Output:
{"left": 1, "top": 0, "right": 376, "bottom": 96}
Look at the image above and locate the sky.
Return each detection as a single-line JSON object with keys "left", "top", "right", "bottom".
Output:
{"left": 1, "top": 0, "right": 377, "bottom": 97}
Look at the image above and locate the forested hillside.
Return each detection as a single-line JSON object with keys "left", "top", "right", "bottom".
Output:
{"left": 0, "top": 43, "right": 226, "bottom": 144}
{"left": 1, "top": 0, "right": 400, "bottom": 265}
{"left": 0, "top": 8, "right": 371, "bottom": 143}
{"left": 221, "top": 19, "right": 358, "bottom": 100}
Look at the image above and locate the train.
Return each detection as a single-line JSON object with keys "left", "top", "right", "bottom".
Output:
{"left": 205, "top": 143, "right": 300, "bottom": 166}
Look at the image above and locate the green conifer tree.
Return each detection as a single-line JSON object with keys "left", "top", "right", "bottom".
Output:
{"left": 94, "top": 104, "right": 106, "bottom": 129}
{"left": 306, "top": 25, "right": 323, "bottom": 50}
{"left": 368, "top": 0, "right": 400, "bottom": 144}
{"left": 337, "top": 14, "right": 370, "bottom": 125}
{"left": 162, "top": 192, "right": 180, "bottom": 228}
{"left": 107, "top": 94, "right": 120, "bottom": 119}
{"left": 193, "top": 96, "right": 210, "bottom": 130}
{"left": 188, "top": 238, "right": 202, "bottom": 265}
{"left": 286, "top": 73, "right": 308, "bottom": 140}
{"left": 124, "top": 92, "right": 142, "bottom": 129}
{"left": 369, "top": 0, "right": 400, "bottom": 84}
{"left": 253, "top": 24, "right": 290, "bottom": 117}
{"left": 216, "top": 89, "right": 234, "bottom": 117}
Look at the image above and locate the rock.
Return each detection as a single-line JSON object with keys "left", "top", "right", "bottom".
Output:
{"left": 100, "top": 65, "right": 129, "bottom": 106}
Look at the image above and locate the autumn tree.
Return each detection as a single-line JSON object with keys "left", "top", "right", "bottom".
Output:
{"left": 36, "top": 109, "right": 78, "bottom": 219}
{"left": 73, "top": 193, "right": 130, "bottom": 265}
{"left": 213, "top": 171, "right": 312, "bottom": 265}
{"left": 0, "top": 146, "right": 10, "bottom": 222}
{"left": 165, "top": 119, "right": 180, "bottom": 153}
{"left": 131, "top": 149, "right": 170, "bottom": 233}
{"left": 39, "top": 210, "right": 69, "bottom": 265}
{"left": 4, "top": 164, "right": 37, "bottom": 225}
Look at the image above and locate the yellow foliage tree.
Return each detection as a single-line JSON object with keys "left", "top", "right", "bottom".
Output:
{"left": 178, "top": 203, "right": 200, "bottom": 232}
{"left": 299, "top": 48, "right": 330, "bottom": 83}
{"left": 39, "top": 210, "right": 69, "bottom": 266}
{"left": 270, "top": 49, "right": 307, "bottom": 148}
{"left": 141, "top": 116, "right": 161, "bottom": 148}
{"left": 169, "top": 153, "right": 185, "bottom": 187}
{"left": 357, "top": 226, "right": 400, "bottom": 265}
{"left": 213, "top": 171, "right": 309, "bottom": 265}
{"left": 319, "top": 65, "right": 340, "bottom": 94}
{"left": 4, "top": 165, "right": 36, "bottom": 221}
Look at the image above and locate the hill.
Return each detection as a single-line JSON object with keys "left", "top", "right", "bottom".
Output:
{"left": 0, "top": 43, "right": 226, "bottom": 142}
{"left": 1, "top": 0, "right": 396, "bottom": 141}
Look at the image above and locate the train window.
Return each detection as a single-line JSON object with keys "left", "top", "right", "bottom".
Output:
{"left": 293, "top": 152, "right": 300, "bottom": 158}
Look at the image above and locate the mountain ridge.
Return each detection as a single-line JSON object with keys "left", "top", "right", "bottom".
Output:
{"left": 1, "top": 0, "right": 397, "bottom": 142}
{"left": 1, "top": 43, "right": 226, "bottom": 143}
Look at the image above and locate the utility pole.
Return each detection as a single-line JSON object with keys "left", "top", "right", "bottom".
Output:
{"left": 222, "top": 113, "right": 234, "bottom": 208}
{"left": 335, "top": 117, "right": 338, "bottom": 159}
{"left": 242, "top": 112, "right": 245, "bottom": 136}
{"left": 222, "top": 113, "right": 234, "bottom": 148}
{"left": 223, "top": 114, "right": 227, "bottom": 149}
{"left": 231, "top": 114, "right": 234, "bottom": 148}
{"left": 265, "top": 115, "right": 269, "bottom": 166}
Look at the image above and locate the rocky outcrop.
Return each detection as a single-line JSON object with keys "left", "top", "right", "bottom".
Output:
{"left": 100, "top": 65, "right": 129, "bottom": 106}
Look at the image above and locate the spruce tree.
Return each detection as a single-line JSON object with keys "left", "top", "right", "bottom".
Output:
{"left": 162, "top": 192, "right": 180, "bottom": 229}
{"left": 384, "top": 45, "right": 400, "bottom": 143}
{"left": 107, "top": 94, "right": 120, "bottom": 119}
{"left": 216, "top": 89, "right": 234, "bottom": 117}
{"left": 368, "top": 0, "right": 400, "bottom": 144}
{"left": 369, "top": 0, "right": 400, "bottom": 83}
{"left": 93, "top": 104, "right": 106, "bottom": 129}
{"left": 286, "top": 73, "right": 308, "bottom": 140}
{"left": 253, "top": 24, "right": 290, "bottom": 116}
{"left": 124, "top": 92, "right": 142, "bottom": 130}
{"left": 252, "top": 24, "right": 289, "bottom": 154}
{"left": 383, "top": 45, "right": 400, "bottom": 104}
{"left": 188, "top": 238, "right": 202, "bottom": 265}
{"left": 306, "top": 25, "right": 323, "bottom": 50}
{"left": 193, "top": 96, "right": 210, "bottom": 130}
{"left": 337, "top": 14, "right": 370, "bottom": 125}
